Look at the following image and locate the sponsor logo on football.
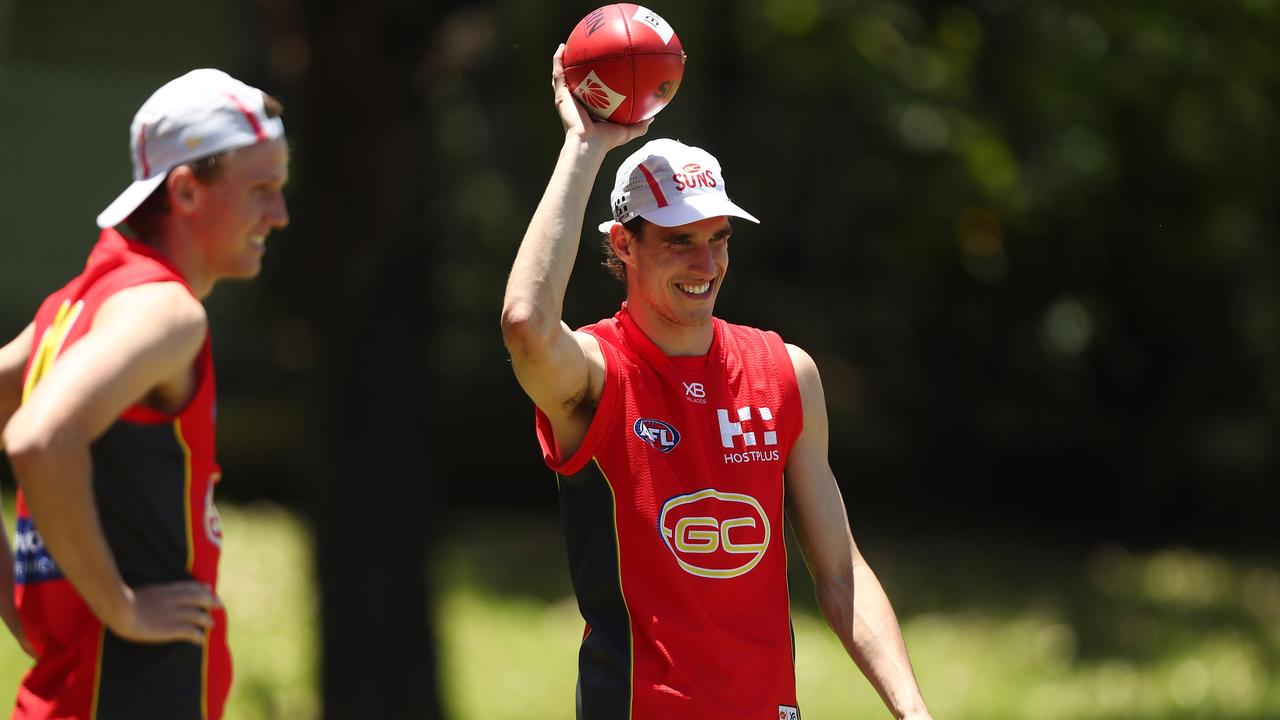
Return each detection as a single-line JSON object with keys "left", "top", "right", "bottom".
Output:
{"left": 718, "top": 406, "right": 781, "bottom": 463}
{"left": 672, "top": 165, "right": 718, "bottom": 192}
{"left": 683, "top": 381, "right": 706, "bottom": 403}
{"left": 634, "top": 417, "right": 681, "bottom": 453}
{"left": 633, "top": 6, "right": 676, "bottom": 44}
{"left": 658, "top": 488, "right": 771, "bottom": 579}
{"left": 584, "top": 6, "right": 607, "bottom": 36}
{"left": 574, "top": 70, "right": 627, "bottom": 118}
{"left": 655, "top": 79, "right": 680, "bottom": 99}
{"left": 779, "top": 705, "right": 801, "bottom": 720}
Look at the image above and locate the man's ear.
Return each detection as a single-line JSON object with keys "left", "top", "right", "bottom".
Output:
{"left": 168, "top": 166, "right": 199, "bottom": 214}
{"left": 610, "top": 223, "right": 638, "bottom": 268}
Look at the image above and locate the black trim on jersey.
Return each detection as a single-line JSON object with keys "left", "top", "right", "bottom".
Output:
{"left": 91, "top": 421, "right": 191, "bottom": 586}
{"left": 558, "top": 462, "right": 632, "bottom": 720}
{"left": 96, "top": 630, "right": 204, "bottom": 719}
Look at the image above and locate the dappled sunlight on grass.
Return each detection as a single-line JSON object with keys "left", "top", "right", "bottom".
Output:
{"left": 218, "top": 501, "right": 319, "bottom": 720}
{"left": 439, "top": 513, "right": 1280, "bottom": 719}
{"left": 438, "top": 587, "right": 582, "bottom": 720}
{"left": 0, "top": 505, "right": 1273, "bottom": 718}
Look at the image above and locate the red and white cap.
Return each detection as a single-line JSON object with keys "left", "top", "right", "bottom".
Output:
{"left": 96, "top": 68, "right": 286, "bottom": 229}
{"left": 597, "top": 138, "right": 759, "bottom": 233}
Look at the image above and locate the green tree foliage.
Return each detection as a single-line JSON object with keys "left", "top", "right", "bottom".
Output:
{"left": 402, "top": 0, "right": 1280, "bottom": 539}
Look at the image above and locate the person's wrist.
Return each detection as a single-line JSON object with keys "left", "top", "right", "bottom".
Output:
{"left": 561, "top": 134, "right": 611, "bottom": 165}
{"left": 97, "top": 583, "right": 137, "bottom": 634}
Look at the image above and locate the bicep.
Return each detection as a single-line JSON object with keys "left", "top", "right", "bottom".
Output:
{"left": 785, "top": 344, "right": 861, "bottom": 581}
{"left": 508, "top": 324, "right": 601, "bottom": 419}
{"left": 9, "top": 285, "right": 206, "bottom": 446}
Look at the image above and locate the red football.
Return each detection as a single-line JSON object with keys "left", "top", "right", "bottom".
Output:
{"left": 563, "top": 4, "right": 685, "bottom": 124}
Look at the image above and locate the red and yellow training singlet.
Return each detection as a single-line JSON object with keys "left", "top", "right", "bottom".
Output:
{"left": 13, "top": 229, "right": 230, "bottom": 720}
{"left": 535, "top": 304, "right": 804, "bottom": 720}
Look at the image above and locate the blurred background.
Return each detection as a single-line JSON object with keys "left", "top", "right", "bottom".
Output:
{"left": 2, "top": 0, "right": 1279, "bottom": 717}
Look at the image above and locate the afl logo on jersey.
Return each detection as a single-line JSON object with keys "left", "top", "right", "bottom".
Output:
{"left": 658, "top": 488, "right": 771, "bottom": 579}
{"left": 634, "top": 417, "right": 681, "bottom": 453}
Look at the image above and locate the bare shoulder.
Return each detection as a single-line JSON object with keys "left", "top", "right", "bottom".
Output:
{"left": 95, "top": 282, "right": 207, "bottom": 347}
{"left": 0, "top": 323, "right": 36, "bottom": 369}
{"left": 785, "top": 343, "right": 822, "bottom": 397}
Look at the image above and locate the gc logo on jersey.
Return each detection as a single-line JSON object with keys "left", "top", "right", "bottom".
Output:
{"left": 658, "top": 488, "right": 770, "bottom": 579}
{"left": 634, "top": 417, "right": 681, "bottom": 453}
{"left": 779, "top": 705, "right": 800, "bottom": 720}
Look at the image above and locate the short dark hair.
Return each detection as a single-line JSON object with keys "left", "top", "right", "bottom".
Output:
{"left": 601, "top": 216, "right": 649, "bottom": 282}
{"left": 125, "top": 93, "right": 284, "bottom": 243}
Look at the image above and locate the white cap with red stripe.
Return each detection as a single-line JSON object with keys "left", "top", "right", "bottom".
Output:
{"left": 96, "top": 68, "right": 286, "bottom": 229}
{"left": 596, "top": 138, "right": 759, "bottom": 233}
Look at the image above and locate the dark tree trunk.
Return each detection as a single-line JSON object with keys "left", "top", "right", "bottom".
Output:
{"left": 264, "top": 2, "right": 459, "bottom": 717}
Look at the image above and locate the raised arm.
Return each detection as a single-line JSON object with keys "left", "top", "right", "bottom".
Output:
{"left": 3, "top": 282, "right": 220, "bottom": 647}
{"left": 501, "top": 45, "right": 648, "bottom": 458}
{"left": 783, "top": 344, "right": 932, "bottom": 720}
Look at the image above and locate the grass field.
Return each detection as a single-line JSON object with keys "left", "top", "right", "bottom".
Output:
{"left": 0, "top": 503, "right": 1274, "bottom": 718}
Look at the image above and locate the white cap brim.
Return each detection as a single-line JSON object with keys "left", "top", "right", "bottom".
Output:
{"left": 596, "top": 193, "right": 760, "bottom": 233}
{"left": 96, "top": 173, "right": 168, "bottom": 229}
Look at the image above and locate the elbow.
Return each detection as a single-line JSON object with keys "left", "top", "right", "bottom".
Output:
{"left": 813, "top": 566, "right": 855, "bottom": 610}
{"left": 500, "top": 299, "right": 551, "bottom": 354}
{"left": 815, "top": 568, "right": 855, "bottom": 602}
{"left": 3, "top": 423, "right": 48, "bottom": 478}
{"left": 3, "top": 416, "right": 75, "bottom": 482}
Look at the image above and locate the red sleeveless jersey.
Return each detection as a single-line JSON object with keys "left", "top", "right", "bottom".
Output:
{"left": 12, "top": 229, "right": 230, "bottom": 720}
{"left": 536, "top": 304, "right": 804, "bottom": 720}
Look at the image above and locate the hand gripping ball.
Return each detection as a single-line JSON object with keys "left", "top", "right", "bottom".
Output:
{"left": 563, "top": 4, "right": 685, "bottom": 124}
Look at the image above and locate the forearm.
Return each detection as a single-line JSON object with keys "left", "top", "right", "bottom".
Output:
{"left": 0, "top": 518, "right": 30, "bottom": 654}
{"left": 8, "top": 440, "right": 132, "bottom": 630}
{"left": 0, "top": 325, "right": 38, "bottom": 451}
{"left": 0, "top": 397, "right": 17, "bottom": 452}
{"left": 503, "top": 137, "right": 609, "bottom": 335}
{"left": 818, "top": 563, "right": 929, "bottom": 718}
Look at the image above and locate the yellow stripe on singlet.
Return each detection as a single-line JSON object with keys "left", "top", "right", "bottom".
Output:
{"left": 89, "top": 626, "right": 106, "bottom": 719}
{"left": 21, "top": 299, "right": 85, "bottom": 403}
{"left": 175, "top": 418, "right": 195, "bottom": 574}
{"left": 175, "top": 417, "right": 210, "bottom": 719}
{"left": 201, "top": 632, "right": 210, "bottom": 720}
{"left": 592, "top": 457, "right": 636, "bottom": 719}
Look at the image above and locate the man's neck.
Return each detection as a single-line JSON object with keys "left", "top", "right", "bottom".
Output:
{"left": 150, "top": 227, "right": 213, "bottom": 299}
{"left": 625, "top": 299, "right": 714, "bottom": 357}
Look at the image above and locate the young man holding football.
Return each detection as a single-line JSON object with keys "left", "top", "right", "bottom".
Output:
{"left": 501, "top": 46, "right": 933, "bottom": 720}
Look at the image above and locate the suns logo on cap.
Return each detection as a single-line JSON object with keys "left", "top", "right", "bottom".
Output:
{"left": 672, "top": 164, "right": 717, "bottom": 192}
